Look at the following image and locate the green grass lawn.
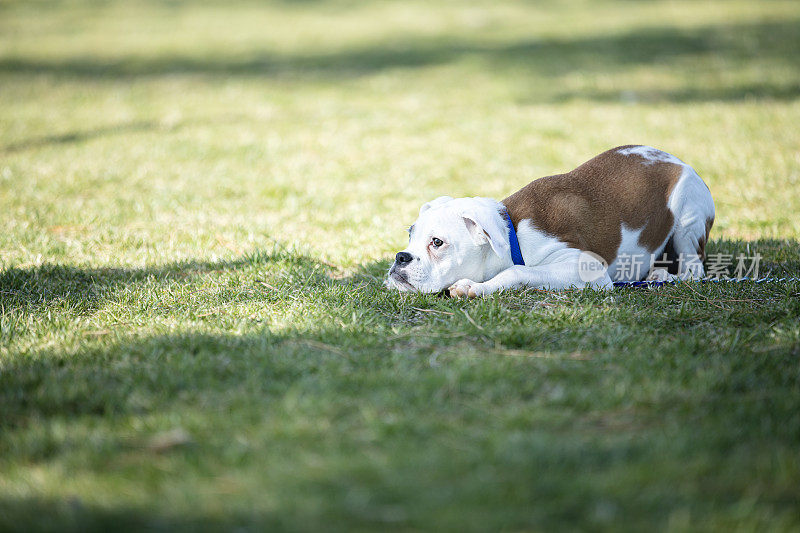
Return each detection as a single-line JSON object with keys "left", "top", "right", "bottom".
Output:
{"left": 2, "top": 0, "right": 800, "bottom": 530}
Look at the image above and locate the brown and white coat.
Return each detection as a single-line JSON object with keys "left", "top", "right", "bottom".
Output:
{"left": 387, "top": 145, "right": 715, "bottom": 296}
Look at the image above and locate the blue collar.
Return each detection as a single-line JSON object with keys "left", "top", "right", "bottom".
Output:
{"left": 501, "top": 207, "right": 525, "bottom": 266}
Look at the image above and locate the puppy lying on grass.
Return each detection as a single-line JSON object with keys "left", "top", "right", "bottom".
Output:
{"left": 386, "top": 145, "right": 714, "bottom": 297}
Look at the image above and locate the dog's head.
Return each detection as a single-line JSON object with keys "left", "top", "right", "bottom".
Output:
{"left": 385, "top": 196, "right": 511, "bottom": 292}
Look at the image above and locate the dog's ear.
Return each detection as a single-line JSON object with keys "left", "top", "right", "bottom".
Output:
{"left": 462, "top": 212, "right": 510, "bottom": 259}
{"left": 419, "top": 196, "right": 454, "bottom": 216}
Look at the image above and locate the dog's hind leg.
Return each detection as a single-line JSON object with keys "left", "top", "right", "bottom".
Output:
{"left": 666, "top": 165, "right": 715, "bottom": 279}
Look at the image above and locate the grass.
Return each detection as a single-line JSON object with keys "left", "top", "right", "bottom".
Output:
{"left": 1, "top": 0, "right": 800, "bottom": 530}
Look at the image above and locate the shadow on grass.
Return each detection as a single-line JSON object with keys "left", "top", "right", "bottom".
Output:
{"left": 1, "top": 19, "right": 798, "bottom": 102}
{"left": 551, "top": 81, "right": 800, "bottom": 104}
{"left": 0, "top": 113, "right": 249, "bottom": 154}
{"left": 0, "top": 120, "right": 162, "bottom": 154}
{"left": 0, "top": 246, "right": 338, "bottom": 314}
{"left": 0, "top": 496, "right": 241, "bottom": 532}
{"left": 1, "top": 240, "right": 799, "bottom": 530}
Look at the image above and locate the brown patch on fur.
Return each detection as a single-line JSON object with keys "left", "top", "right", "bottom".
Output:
{"left": 502, "top": 146, "right": 683, "bottom": 265}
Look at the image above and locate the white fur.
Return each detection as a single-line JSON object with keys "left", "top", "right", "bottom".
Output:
{"left": 606, "top": 225, "right": 671, "bottom": 282}
{"left": 617, "top": 145, "right": 684, "bottom": 166}
{"left": 451, "top": 250, "right": 612, "bottom": 297}
{"left": 515, "top": 219, "right": 571, "bottom": 265}
{"left": 663, "top": 164, "right": 715, "bottom": 279}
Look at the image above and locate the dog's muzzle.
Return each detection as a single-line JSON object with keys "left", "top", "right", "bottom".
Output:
{"left": 387, "top": 255, "right": 415, "bottom": 290}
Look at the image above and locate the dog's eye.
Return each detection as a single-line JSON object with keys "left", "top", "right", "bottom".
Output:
{"left": 431, "top": 237, "right": 443, "bottom": 248}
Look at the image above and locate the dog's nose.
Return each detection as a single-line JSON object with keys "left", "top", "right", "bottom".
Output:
{"left": 395, "top": 251, "right": 413, "bottom": 265}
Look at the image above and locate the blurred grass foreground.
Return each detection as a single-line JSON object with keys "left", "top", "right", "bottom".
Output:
{"left": 1, "top": 0, "right": 800, "bottom": 531}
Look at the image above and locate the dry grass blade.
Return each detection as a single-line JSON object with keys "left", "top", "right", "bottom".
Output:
{"left": 462, "top": 309, "right": 484, "bottom": 330}
{"left": 411, "top": 307, "right": 454, "bottom": 316}
{"left": 256, "top": 280, "right": 279, "bottom": 291}
{"left": 147, "top": 428, "right": 194, "bottom": 453}
{"left": 490, "top": 347, "right": 592, "bottom": 360}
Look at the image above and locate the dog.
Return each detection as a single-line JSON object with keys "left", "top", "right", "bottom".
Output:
{"left": 385, "top": 145, "right": 715, "bottom": 297}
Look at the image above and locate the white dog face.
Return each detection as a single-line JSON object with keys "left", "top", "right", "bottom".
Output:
{"left": 386, "top": 196, "right": 511, "bottom": 292}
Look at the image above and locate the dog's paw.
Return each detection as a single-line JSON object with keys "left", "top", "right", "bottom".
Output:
{"left": 448, "top": 279, "right": 484, "bottom": 298}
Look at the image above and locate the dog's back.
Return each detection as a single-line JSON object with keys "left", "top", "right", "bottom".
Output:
{"left": 503, "top": 145, "right": 714, "bottom": 280}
